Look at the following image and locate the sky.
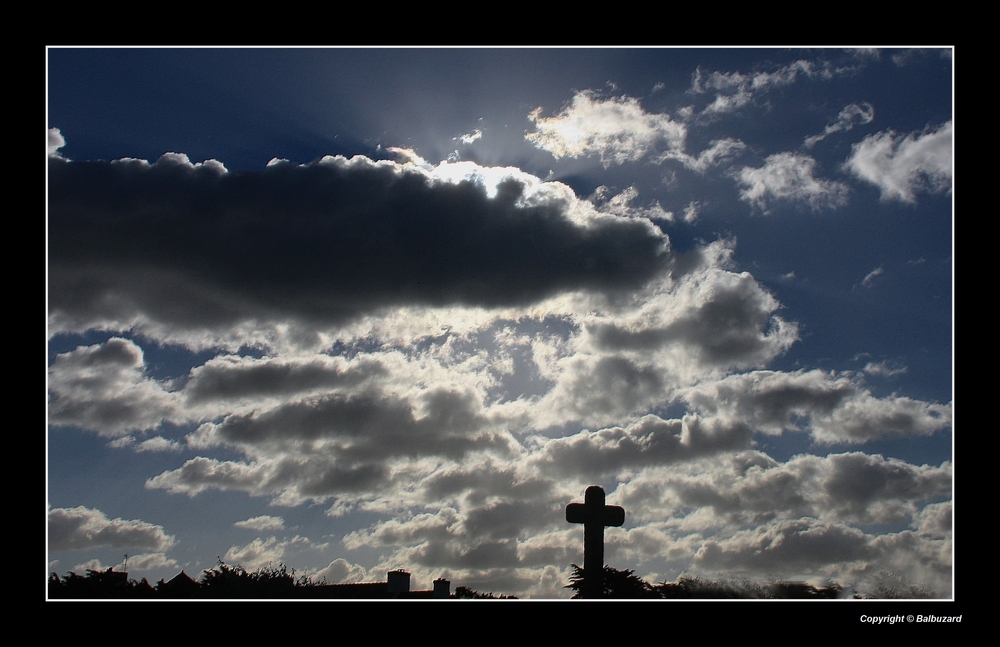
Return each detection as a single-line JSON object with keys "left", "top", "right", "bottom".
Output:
{"left": 46, "top": 46, "right": 953, "bottom": 599}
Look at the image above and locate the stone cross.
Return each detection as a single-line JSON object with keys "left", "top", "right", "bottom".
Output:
{"left": 566, "top": 485, "right": 625, "bottom": 599}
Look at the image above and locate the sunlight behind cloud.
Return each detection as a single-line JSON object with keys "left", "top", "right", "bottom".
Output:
{"left": 47, "top": 47, "right": 952, "bottom": 599}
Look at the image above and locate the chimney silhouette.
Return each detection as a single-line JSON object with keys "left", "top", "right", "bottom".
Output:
{"left": 387, "top": 569, "right": 410, "bottom": 596}
{"left": 433, "top": 577, "right": 450, "bottom": 599}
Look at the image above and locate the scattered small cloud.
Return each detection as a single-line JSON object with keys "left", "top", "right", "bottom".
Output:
{"left": 683, "top": 201, "right": 700, "bottom": 224}
{"left": 862, "top": 267, "right": 884, "bottom": 288}
{"left": 591, "top": 185, "right": 674, "bottom": 222}
{"left": 850, "top": 48, "right": 881, "bottom": 61}
{"left": 124, "top": 552, "right": 179, "bottom": 571}
{"left": 223, "top": 537, "right": 286, "bottom": 569}
{"left": 805, "top": 102, "right": 875, "bottom": 148}
{"left": 235, "top": 515, "right": 286, "bottom": 531}
{"left": 137, "top": 437, "right": 184, "bottom": 452}
{"left": 526, "top": 90, "right": 687, "bottom": 167}
{"left": 844, "top": 121, "right": 952, "bottom": 203}
{"left": 734, "top": 152, "right": 850, "bottom": 213}
{"left": 663, "top": 138, "right": 747, "bottom": 173}
{"left": 455, "top": 129, "right": 483, "bottom": 145}
{"left": 690, "top": 59, "right": 853, "bottom": 118}
{"left": 889, "top": 48, "right": 949, "bottom": 66}
{"left": 109, "top": 435, "right": 184, "bottom": 452}
{"left": 48, "top": 127, "right": 66, "bottom": 156}
{"left": 220, "top": 535, "right": 323, "bottom": 571}
{"left": 863, "top": 360, "right": 907, "bottom": 377}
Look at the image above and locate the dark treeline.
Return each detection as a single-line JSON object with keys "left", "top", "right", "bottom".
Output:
{"left": 47, "top": 560, "right": 930, "bottom": 599}
{"left": 49, "top": 562, "right": 316, "bottom": 599}
{"left": 47, "top": 561, "right": 519, "bottom": 600}
{"left": 453, "top": 586, "right": 519, "bottom": 599}
{"left": 564, "top": 565, "right": 934, "bottom": 599}
{"left": 565, "top": 564, "right": 844, "bottom": 599}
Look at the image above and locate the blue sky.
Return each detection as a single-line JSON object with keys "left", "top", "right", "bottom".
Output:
{"left": 47, "top": 47, "right": 952, "bottom": 598}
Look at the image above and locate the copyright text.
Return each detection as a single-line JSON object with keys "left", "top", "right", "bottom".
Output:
{"left": 860, "top": 615, "right": 962, "bottom": 624}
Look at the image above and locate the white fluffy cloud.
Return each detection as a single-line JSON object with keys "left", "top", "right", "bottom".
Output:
{"left": 222, "top": 536, "right": 305, "bottom": 569}
{"left": 526, "top": 90, "right": 687, "bottom": 166}
{"left": 48, "top": 338, "right": 182, "bottom": 436}
{"left": 678, "top": 369, "right": 951, "bottom": 443}
{"left": 525, "top": 91, "right": 748, "bottom": 174}
{"left": 312, "top": 557, "right": 370, "bottom": 584}
{"left": 844, "top": 121, "right": 952, "bottom": 203}
{"left": 234, "top": 515, "right": 285, "bottom": 531}
{"left": 118, "top": 552, "right": 178, "bottom": 571}
{"left": 734, "top": 152, "right": 850, "bottom": 212}
{"left": 693, "top": 518, "right": 876, "bottom": 571}
{"left": 49, "top": 506, "right": 175, "bottom": 552}
{"left": 48, "top": 127, "right": 66, "bottom": 156}
{"left": 454, "top": 129, "right": 483, "bottom": 144}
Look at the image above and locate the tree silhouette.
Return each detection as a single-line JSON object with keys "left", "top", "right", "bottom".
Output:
{"left": 199, "top": 560, "right": 304, "bottom": 598}
{"left": 48, "top": 567, "right": 156, "bottom": 599}
{"left": 863, "top": 569, "right": 935, "bottom": 599}
{"left": 454, "top": 585, "right": 519, "bottom": 599}
{"left": 565, "top": 564, "right": 660, "bottom": 599}
{"left": 655, "top": 575, "right": 766, "bottom": 599}
{"left": 566, "top": 565, "right": 847, "bottom": 599}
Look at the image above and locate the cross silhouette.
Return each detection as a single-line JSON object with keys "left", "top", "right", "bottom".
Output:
{"left": 566, "top": 486, "right": 625, "bottom": 598}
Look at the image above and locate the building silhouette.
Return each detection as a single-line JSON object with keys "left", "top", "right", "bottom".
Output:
{"left": 304, "top": 569, "right": 451, "bottom": 599}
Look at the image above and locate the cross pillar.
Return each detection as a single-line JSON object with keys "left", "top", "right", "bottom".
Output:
{"left": 566, "top": 485, "right": 625, "bottom": 599}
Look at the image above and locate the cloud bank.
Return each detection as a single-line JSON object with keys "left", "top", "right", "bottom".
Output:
{"left": 48, "top": 151, "right": 671, "bottom": 348}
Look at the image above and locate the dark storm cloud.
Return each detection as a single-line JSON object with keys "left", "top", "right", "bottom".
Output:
{"left": 48, "top": 152, "right": 671, "bottom": 332}
{"left": 215, "top": 387, "right": 510, "bottom": 462}
{"left": 184, "top": 355, "right": 386, "bottom": 403}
